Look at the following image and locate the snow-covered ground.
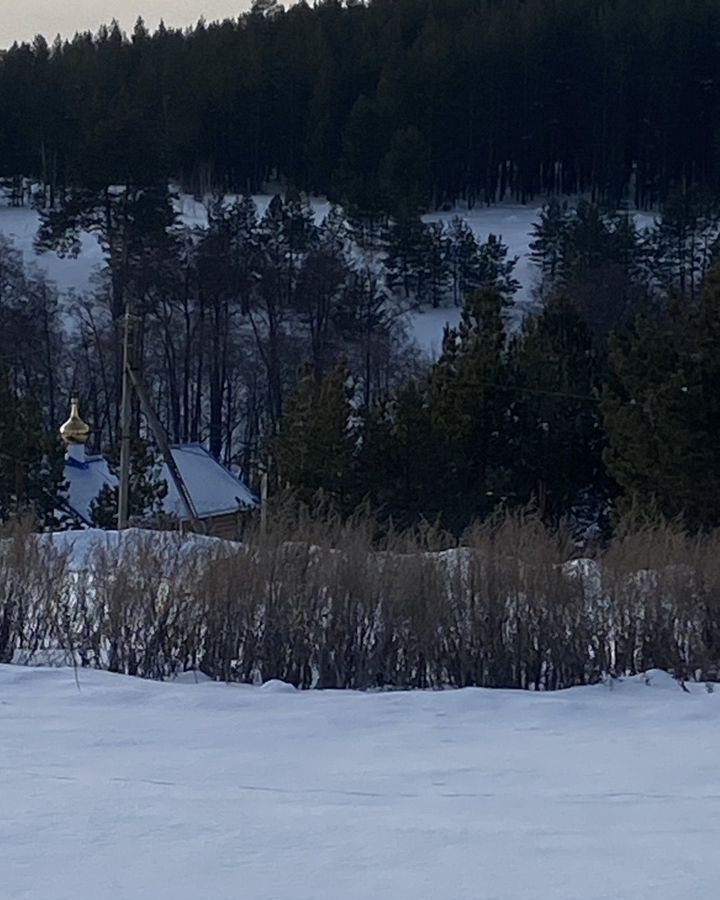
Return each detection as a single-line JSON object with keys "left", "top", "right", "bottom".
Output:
{"left": 42, "top": 526, "right": 236, "bottom": 569}
{"left": 2, "top": 664, "right": 719, "bottom": 900}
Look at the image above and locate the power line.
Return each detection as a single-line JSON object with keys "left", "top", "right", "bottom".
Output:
{"left": 473, "top": 380, "right": 599, "bottom": 404}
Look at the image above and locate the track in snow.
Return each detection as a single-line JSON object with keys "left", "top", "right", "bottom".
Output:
{"left": 1, "top": 665, "right": 718, "bottom": 900}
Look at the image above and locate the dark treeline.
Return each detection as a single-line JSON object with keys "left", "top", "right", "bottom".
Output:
{"left": 273, "top": 191, "right": 720, "bottom": 537}
{"left": 2, "top": 0, "right": 720, "bottom": 537}
{"left": 2, "top": 0, "right": 720, "bottom": 210}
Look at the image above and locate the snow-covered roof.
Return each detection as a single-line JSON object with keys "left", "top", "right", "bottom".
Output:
{"left": 64, "top": 443, "right": 258, "bottom": 526}
{"left": 164, "top": 444, "right": 258, "bottom": 519}
{"left": 64, "top": 454, "right": 116, "bottom": 525}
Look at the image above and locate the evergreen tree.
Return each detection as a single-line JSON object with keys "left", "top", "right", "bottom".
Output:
{"left": 35, "top": 183, "right": 178, "bottom": 322}
{"left": 447, "top": 217, "right": 481, "bottom": 306}
{"left": 506, "top": 295, "right": 607, "bottom": 523}
{"left": 273, "top": 364, "right": 354, "bottom": 509}
{"left": 90, "top": 438, "right": 168, "bottom": 529}
{"left": 294, "top": 210, "right": 351, "bottom": 377}
{"left": 252, "top": 193, "right": 317, "bottom": 424}
{"left": 531, "top": 200, "right": 645, "bottom": 337}
{"left": 352, "top": 397, "right": 398, "bottom": 511}
{"left": 3, "top": 1, "right": 720, "bottom": 211}
{"left": 0, "top": 373, "right": 66, "bottom": 527}
{"left": 417, "top": 222, "right": 451, "bottom": 309}
{"left": 602, "top": 289, "right": 720, "bottom": 530}
{"left": 446, "top": 221, "right": 519, "bottom": 307}
{"left": 529, "top": 199, "right": 570, "bottom": 291}
{"left": 195, "top": 194, "right": 261, "bottom": 456}
{"left": 335, "top": 267, "right": 392, "bottom": 405}
{"left": 475, "top": 234, "right": 520, "bottom": 302}
{"left": 351, "top": 380, "right": 443, "bottom": 525}
{"left": 384, "top": 213, "right": 429, "bottom": 301}
{"left": 644, "top": 186, "right": 720, "bottom": 304}
{"left": 379, "top": 125, "right": 432, "bottom": 218}
{"left": 430, "top": 287, "right": 510, "bottom": 527}
{"left": 391, "top": 379, "right": 442, "bottom": 522}
{"left": 333, "top": 94, "right": 388, "bottom": 221}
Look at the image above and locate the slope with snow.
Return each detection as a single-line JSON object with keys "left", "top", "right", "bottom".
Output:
{"left": 1, "top": 664, "right": 718, "bottom": 900}
{"left": 0, "top": 203, "right": 103, "bottom": 294}
{"left": 0, "top": 195, "right": 657, "bottom": 358}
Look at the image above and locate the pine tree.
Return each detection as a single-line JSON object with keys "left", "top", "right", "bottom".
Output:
{"left": 353, "top": 380, "right": 443, "bottom": 525}
{"left": 532, "top": 200, "right": 645, "bottom": 337}
{"left": 506, "top": 295, "right": 607, "bottom": 523}
{"left": 353, "top": 397, "right": 398, "bottom": 511}
{"left": 475, "top": 234, "right": 520, "bottom": 301}
{"left": 389, "top": 379, "right": 442, "bottom": 523}
{"left": 417, "top": 222, "right": 451, "bottom": 309}
{"left": 0, "top": 372, "right": 66, "bottom": 528}
{"left": 273, "top": 364, "right": 354, "bottom": 509}
{"left": 333, "top": 94, "right": 388, "bottom": 222}
{"left": 379, "top": 125, "right": 432, "bottom": 219}
{"left": 447, "top": 217, "right": 481, "bottom": 306}
{"left": 294, "top": 212, "right": 351, "bottom": 377}
{"left": 383, "top": 214, "right": 429, "bottom": 301}
{"left": 35, "top": 183, "right": 178, "bottom": 323}
{"left": 602, "top": 299, "right": 719, "bottom": 529}
{"left": 529, "top": 199, "right": 570, "bottom": 290}
{"left": 430, "top": 287, "right": 510, "bottom": 527}
{"left": 253, "top": 193, "right": 317, "bottom": 424}
{"left": 644, "top": 185, "right": 720, "bottom": 304}
{"left": 90, "top": 438, "right": 168, "bottom": 529}
{"left": 335, "top": 267, "right": 392, "bottom": 405}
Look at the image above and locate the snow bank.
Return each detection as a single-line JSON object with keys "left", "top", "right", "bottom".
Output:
{"left": 1, "top": 663, "right": 719, "bottom": 900}
{"left": 43, "top": 527, "right": 239, "bottom": 570}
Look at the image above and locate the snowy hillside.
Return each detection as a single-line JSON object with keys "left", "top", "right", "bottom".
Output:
{"left": 0, "top": 195, "right": 657, "bottom": 357}
{"left": 0, "top": 192, "right": 333, "bottom": 298}
{"left": 0, "top": 195, "right": 540, "bottom": 354}
{"left": 0, "top": 202, "right": 103, "bottom": 294}
{"left": 1, "top": 664, "right": 718, "bottom": 900}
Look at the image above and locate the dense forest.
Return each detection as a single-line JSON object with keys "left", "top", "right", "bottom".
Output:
{"left": 1, "top": 0, "right": 720, "bottom": 538}
{"left": 1, "top": 185, "right": 719, "bottom": 537}
{"left": 2, "top": 0, "right": 720, "bottom": 209}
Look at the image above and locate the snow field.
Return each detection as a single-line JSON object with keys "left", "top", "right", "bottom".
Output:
{"left": 1, "top": 664, "right": 719, "bottom": 900}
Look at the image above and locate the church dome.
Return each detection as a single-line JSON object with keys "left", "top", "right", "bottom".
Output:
{"left": 60, "top": 398, "right": 91, "bottom": 445}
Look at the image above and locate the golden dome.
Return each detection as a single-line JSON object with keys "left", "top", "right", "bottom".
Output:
{"left": 60, "top": 398, "right": 91, "bottom": 445}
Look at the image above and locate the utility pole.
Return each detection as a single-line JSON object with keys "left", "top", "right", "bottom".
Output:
{"left": 117, "top": 304, "right": 133, "bottom": 530}
{"left": 116, "top": 298, "right": 202, "bottom": 532}
{"left": 260, "top": 469, "right": 268, "bottom": 535}
{"left": 126, "top": 365, "right": 202, "bottom": 530}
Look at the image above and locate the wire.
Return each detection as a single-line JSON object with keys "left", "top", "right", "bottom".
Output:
{"left": 469, "top": 380, "right": 599, "bottom": 404}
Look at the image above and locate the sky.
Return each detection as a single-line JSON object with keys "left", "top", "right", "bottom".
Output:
{"left": 1, "top": 2, "right": 255, "bottom": 49}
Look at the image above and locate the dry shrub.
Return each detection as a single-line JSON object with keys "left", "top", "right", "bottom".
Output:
{"left": 452, "top": 512, "right": 596, "bottom": 690}
{"left": 193, "top": 507, "right": 596, "bottom": 689}
{"left": 0, "top": 519, "right": 71, "bottom": 664}
{"left": 67, "top": 531, "right": 219, "bottom": 678}
{"left": 602, "top": 520, "right": 720, "bottom": 681}
{"left": 5, "top": 505, "right": 720, "bottom": 689}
